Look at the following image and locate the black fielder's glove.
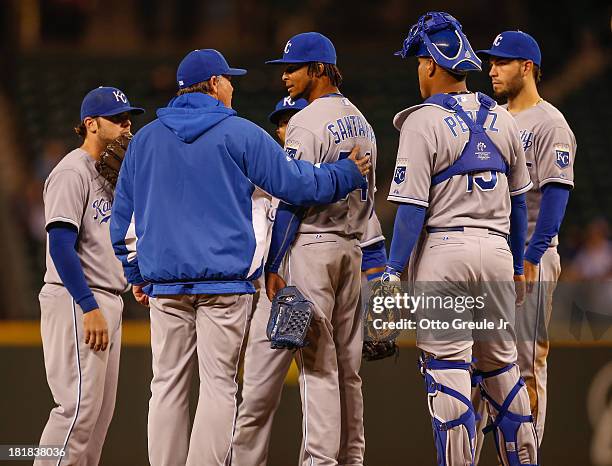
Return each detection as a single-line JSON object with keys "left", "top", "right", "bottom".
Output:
{"left": 267, "top": 286, "right": 314, "bottom": 350}
{"left": 96, "top": 133, "right": 132, "bottom": 189}
{"left": 362, "top": 340, "right": 399, "bottom": 361}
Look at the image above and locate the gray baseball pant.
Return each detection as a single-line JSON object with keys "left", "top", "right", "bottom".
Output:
{"left": 231, "top": 288, "right": 293, "bottom": 466}
{"left": 36, "top": 284, "right": 122, "bottom": 466}
{"left": 287, "top": 232, "right": 365, "bottom": 466}
{"left": 412, "top": 229, "right": 538, "bottom": 466}
{"left": 474, "top": 245, "right": 560, "bottom": 464}
{"left": 147, "top": 293, "right": 251, "bottom": 466}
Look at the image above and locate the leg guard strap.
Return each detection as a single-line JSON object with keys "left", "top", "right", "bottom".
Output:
{"left": 419, "top": 354, "right": 477, "bottom": 466}
{"left": 474, "top": 364, "right": 538, "bottom": 466}
{"left": 471, "top": 362, "right": 514, "bottom": 386}
{"left": 480, "top": 378, "right": 533, "bottom": 434}
{"left": 419, "top": 354, "right": 472, "bottom": 373}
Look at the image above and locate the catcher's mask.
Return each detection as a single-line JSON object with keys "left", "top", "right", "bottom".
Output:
{"left": 395, "top": 11, "right": 481, "bottom": 73}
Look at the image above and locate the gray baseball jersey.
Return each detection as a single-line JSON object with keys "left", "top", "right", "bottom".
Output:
{"left": 234, "top": 203, "right": 384, "bottom": 466}
{"left": 389, "top": 93, "right": 532, "bottom": 233}
{"left": 360, "top": 210, "right": 385, "bottom": 247}
{"left": 395, "top": 93, "right": 539, "bottom": 466}
{"left": 43, "top": 148, "right": 127, "bottom": 292}
{"left": 493, "top": 100, "right": 575, "bottom": 448}
{"left": 507, "top": 100, "right": 576, "bottom": 244}
{"left": 37, "top": 147, "right": 125, "bottom": 466}
{"left": 284, "top": 94, "right": 377, "bottom": 239}
{"left": 275, "top": 94, "right": 375, "bottom": 464}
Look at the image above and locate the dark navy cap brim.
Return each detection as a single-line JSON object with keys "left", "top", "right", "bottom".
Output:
{"left": 268, "top": 108, "right": 301, "bottom": 124}
{"left": 225, "top": 68, "right": 247, "bottom": 76}
{"left": 99, "top": 106, "right": 145, "bottom": 117}
{"left": 265, "top": 58, "right": 319, "bottom": 65}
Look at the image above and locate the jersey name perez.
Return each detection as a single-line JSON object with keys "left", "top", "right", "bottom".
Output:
{"left": 443, "top": 111, "right": 499, "bottom": 138}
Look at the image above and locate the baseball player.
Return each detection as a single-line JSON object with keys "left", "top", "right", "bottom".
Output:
{"left": 264, "top": 32, "right": 377, "bottom": 466}
{"left": 37, "top": 86, "right": 143, "bottom": 465}
{"left": 232, "top": 96, "right": 386, "bottom": 466}
{"left": 476, "top": 31, "right": 575, "bottom": 448}
{"left": 384, "top": 13, "right": 539, "bottom": 466}
{"left": 269, "top": 95, "right": 309, "bottom": 146}
{"left": 109, "top": 49, "right": 370, "bottom": 466}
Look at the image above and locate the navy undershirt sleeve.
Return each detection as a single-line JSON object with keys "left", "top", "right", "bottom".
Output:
{"left": 509, "top": 193, "right": 528, "bottom": 275}
{"left": 361, "top": 240, "right": 387, "bottom": 272}
{"left": 264, "top": 203, "right": 305, "bottom": 274}
{"left": 525, "top": 183, "right": 570, "bottom": 265}
{"left": 387, "top": 203, "right": 427, "bottom": 273}
{"left": 48, "top": 223, "right": 99, "bottom": 313}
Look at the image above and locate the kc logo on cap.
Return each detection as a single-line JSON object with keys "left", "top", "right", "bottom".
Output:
{"left": 113, "top": 90, "right": 128, "bottom": 103}
{"left": 477, "top": 30, "right": 542, "bottom": 67}
{"left": 80, "top": 86, "right": 144, "bottom": 121}
{"left": 268, "top": 96, "right": 308, "bottom": 124}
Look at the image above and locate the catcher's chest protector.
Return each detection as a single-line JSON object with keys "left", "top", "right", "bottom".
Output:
{"left": 426, "top": 93, "right": 508, "bottom": 187}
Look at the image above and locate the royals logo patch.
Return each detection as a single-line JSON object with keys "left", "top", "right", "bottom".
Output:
{"left": 284, "top": 141, "right": 299, "bottom": 159}
{"left": 394, "top": 166, "right": 406, "bottom": 184}
{"left": 554, "top": 144, "right": 571, "bottom": 169}
{"left": 92, "top": 198, "right": 112, "bottom": 224}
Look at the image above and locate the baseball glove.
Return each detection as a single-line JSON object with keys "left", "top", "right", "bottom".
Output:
{"left": 362, "top": 280, "right": 402, "bottom": 361}
{"left": 362, "top": 340, "right": 399, "bottom": 361}
{"left": 267, "top": 286, "right": 314, "bottom": 350}
{"left": 96, "top": 133, "right": 132, "bottom": 189}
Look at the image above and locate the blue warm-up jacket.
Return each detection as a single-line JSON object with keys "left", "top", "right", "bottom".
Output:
{"left": 110, "top": 93, "right": 364, "bottom": 296}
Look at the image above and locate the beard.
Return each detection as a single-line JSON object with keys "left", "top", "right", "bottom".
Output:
{"left": 493, "top": 74, "right": 524, "bottom": 100}
{"left": 98, "top": 129, "right": 128, "bottom": 149}
{"left": 99, "top": 134, "right": 116, "bottom": 147}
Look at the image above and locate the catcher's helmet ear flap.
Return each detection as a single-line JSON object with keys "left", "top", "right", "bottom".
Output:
{"left": 395, "top": 11, "right": 482, "bottom": 73}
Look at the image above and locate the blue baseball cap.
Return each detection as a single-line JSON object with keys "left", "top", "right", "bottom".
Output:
{"left": 477, "top": 31, "right": 541, "bottom": 67}
{"left": 80, "top": 86, "right": 144, "bottom": 121}
{"left": 268, "top": 96, "right": 308, "bottom": 124}
{"left": 266, "top": 32, "right": 336, "bottom": 65}
{"left": 177, "top": 49, "right": 247, "bottom": 89}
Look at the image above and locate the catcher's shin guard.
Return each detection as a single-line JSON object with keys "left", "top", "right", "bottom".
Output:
{"left": 473, "top": 364, "right": 539, "bottom": 466}
{"left": 419, "top": 354, "right": 477, "bottom": 466}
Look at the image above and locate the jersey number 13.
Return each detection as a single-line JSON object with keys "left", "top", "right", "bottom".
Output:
{"left": 466, "top": 171, "right": 498, "bottom": 193}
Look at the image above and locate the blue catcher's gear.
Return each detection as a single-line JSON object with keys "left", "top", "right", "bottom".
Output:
{"left": 395, "top": 12, "right": 482, "bottom": 73}
{"left": 419, "top": 354, "right": 477, "bottom": 466}
{"left": 381, "top": 265, "right": 401, "bottom": 282}
{"left": 473, "top": 364, "right": 539, "bottom": 466}
{"left": 423, "top": 92, "right": 509, "bottom": 186}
